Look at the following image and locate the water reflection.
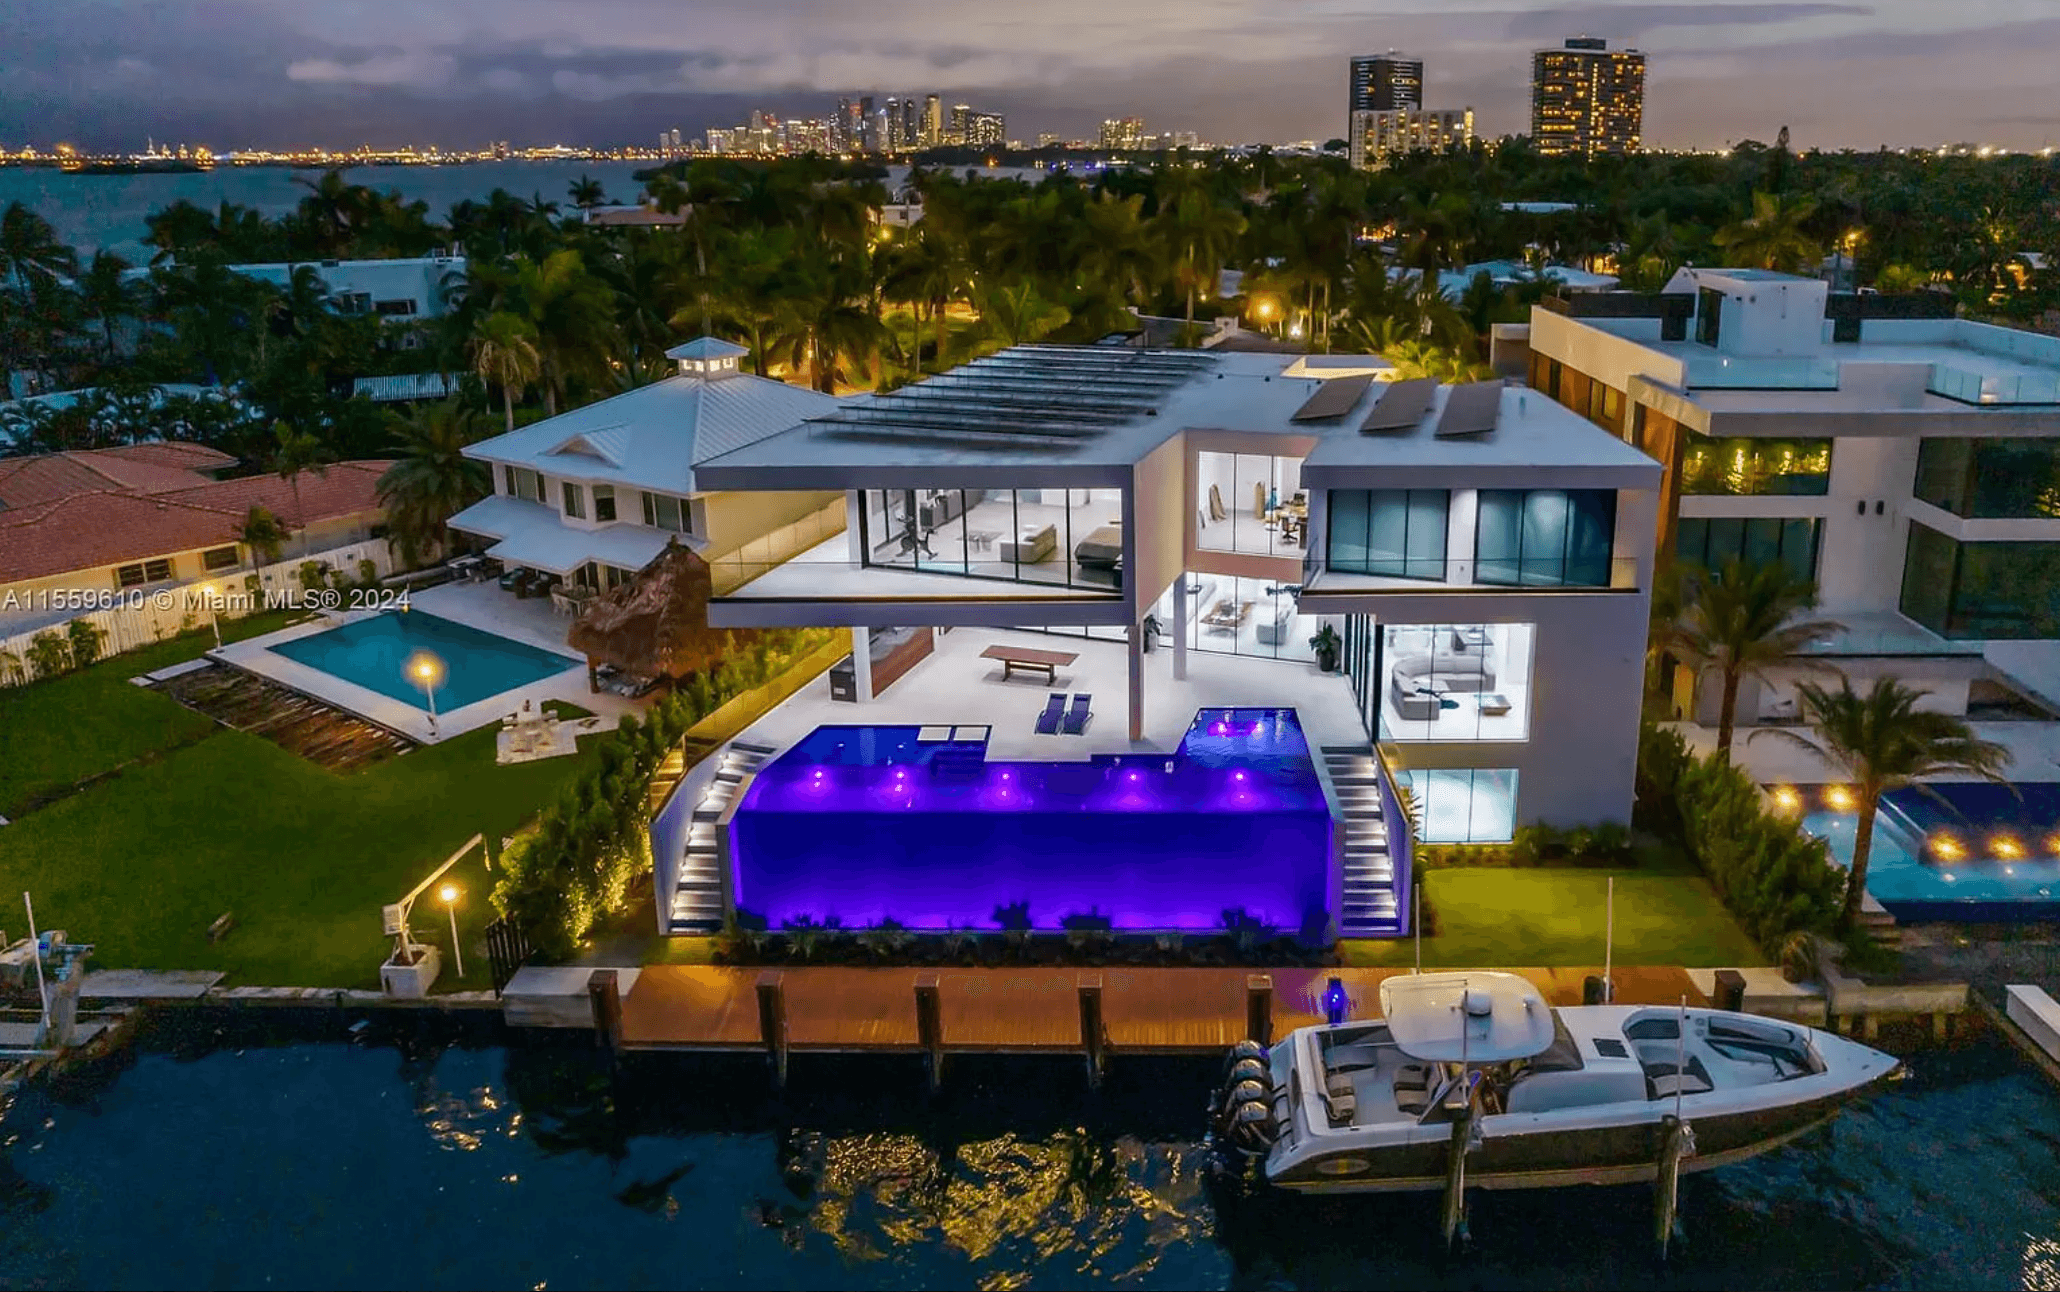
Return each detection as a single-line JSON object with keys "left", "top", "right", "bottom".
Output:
{"left": 0, "top": 1012, "right": 2055, "bottom": 1291}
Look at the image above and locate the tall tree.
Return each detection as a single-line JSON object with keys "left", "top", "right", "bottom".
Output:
{"left": 376, "top": 401, "right": 491, "bottom": 566}
{"left": 76, "top": 249, "right": 136, "bottom": 366}
{"left": 270, "top": 420, "right": 336, "bottom": 557}
{"left": 1714, "top": 191, "right": 1821, "bottom": 273}
{"left": 1665, "top": 559, "right": 1844, "bottom": 757}
{"left": 510, "top": 250, "right": 617, "bottom": 415}
{"left": 1155, "top": 188, "right": 1245, "bottom": 335}
{"left": 469, "top": 311, "right": 543, "bottom": 433}
{"left": 1754, "top": 678, "right": 2010, "bottom": 926}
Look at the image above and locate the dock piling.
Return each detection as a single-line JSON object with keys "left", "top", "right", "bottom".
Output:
{"left": 914, "top": 972, "right": 944, "bottom": 1093}
{"left": 586, "top": 970, "right": 621, "bottom": 1054}
{"left": 1441, "top": 1110, "right": 1473, "bottom": 1249}
{"left": 755, "top": 970, "right": 788, "bottom": 1090}
{"left": 1078, "top": 973, "right": 1106, "bottom": 1089}
{"left": 1245, "top": 974, "right": 1273, "bottom": 1045}
{"left": 1654, "top": 1114, "right": 1696, "bottom": 1259}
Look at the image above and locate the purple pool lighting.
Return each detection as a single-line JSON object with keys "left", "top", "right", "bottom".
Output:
{"left": 729, "top": 709, "right": 1332, "bottom": 932}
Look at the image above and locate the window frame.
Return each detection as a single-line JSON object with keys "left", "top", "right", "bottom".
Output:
{"left": 201, "top": 545, "right": 241, "bottom": 572}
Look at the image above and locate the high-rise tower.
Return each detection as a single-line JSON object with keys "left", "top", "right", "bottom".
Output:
{"left": 1530, "top": 37, "right": 1646, "bottom": 157}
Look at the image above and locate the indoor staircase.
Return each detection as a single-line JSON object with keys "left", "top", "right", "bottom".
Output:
{"left": 667, "top": 738, "right": 778, "bottom": 934}
{"left": 1321, "top": 744, "right": 1406, "bottom": 938}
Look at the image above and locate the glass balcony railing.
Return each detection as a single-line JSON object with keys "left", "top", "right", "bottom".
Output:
{"left": 1927, "top": 363, "right": 2060, "bottom": 406}
{"left": 1682, "top": 354, "right": 1840, "bottom": 390}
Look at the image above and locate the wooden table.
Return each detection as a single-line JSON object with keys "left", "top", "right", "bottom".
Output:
{"left": 980, "top": 644, "right": 1078, "bottom": 684}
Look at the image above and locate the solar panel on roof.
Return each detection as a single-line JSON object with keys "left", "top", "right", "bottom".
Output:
{"left": 1359, "top": 378, "right": 1437, "bottom": 432}
{"left": 1290, "top": 374, "right": 1374, "bottom": 421}
{"left": 1432, "top": 381, "right": 1505, "bottom": 437}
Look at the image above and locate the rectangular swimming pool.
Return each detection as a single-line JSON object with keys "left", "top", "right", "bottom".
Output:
{"left": 729, "top": 708, "right": 1335, "bottom": 933}
{"left": 267, "top": 611, "right": 578, "bottom": 713}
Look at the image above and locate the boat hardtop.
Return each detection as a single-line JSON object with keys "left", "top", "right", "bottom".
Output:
{"left": 1377, "top": 971, "right": 1556, "bottom": 1064}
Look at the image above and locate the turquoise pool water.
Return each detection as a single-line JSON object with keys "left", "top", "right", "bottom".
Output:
{"left": 268, "top": 612, "right": 577, "bottom": 713}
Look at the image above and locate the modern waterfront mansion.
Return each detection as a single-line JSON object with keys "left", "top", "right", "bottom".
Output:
{"left": 1527, "top": 269, "right": 2060, "bottom": 749}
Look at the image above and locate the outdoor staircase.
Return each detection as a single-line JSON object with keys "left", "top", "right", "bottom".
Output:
{"left": 667, "top": 738, "right": 779, "bottom": 935}
{"left": 1321, "top": 744, "right": 1406, "bottom": 938}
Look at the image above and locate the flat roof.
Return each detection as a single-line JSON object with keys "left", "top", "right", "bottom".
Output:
{"left": 696, "top": 347, "right": 1659, "bottom": 489}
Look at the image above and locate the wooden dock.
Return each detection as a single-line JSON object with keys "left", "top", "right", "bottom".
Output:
{"left": 599, "top": 964, "right": 1707, "bottom": 1056}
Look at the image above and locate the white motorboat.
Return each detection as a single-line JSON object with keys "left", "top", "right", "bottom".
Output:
{"left": 1212, "top": 971, "right": 1899, "bottom": 1193}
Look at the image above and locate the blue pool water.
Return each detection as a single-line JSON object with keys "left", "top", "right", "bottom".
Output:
{"left": 1790, "top": 782, "right": 2060, "bottom": 921}
{"left": 730, "top": 709, "right": 1336, "bottom": 932}
{"left": 268, "top": 612, "right": 577, "bottom": 713}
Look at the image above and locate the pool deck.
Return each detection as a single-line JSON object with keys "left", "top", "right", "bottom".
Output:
{"left": 510, "top": 964, "right": 1709, "bottom": 1053}
{"left": 209, "top": 582, "right": 646, "bottom": 744}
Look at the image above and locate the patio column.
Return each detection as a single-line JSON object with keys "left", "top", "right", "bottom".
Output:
{"left": 1127, "top": 621, "right": 1145, "bottom": 742}
{"left": 850, "top": 626, "right": 874, "bottom": 702}
{"left": 1171, "top": 577, "right": 1188, "bottom": 681}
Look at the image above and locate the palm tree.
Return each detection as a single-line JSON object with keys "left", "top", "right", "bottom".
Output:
{"left": 469, "top": 311, "right": 542, "bottom": 433}
{"left": 568, "top": 174, "right": 608, "bottom": 212}
{"left": 1754, "top": 678, "right": 2011, "bottom": 926}
{"left": 1714, "top": 191, "right": 1821, "bottom": 273}
{"left": 0, "top": 201, "right": 76, "bottom": 293}
{"left": 77, "top": 249, "right": 135, "bottom": 365}
{"left": 1156, "top": 189, "right": 1245, "bottom": 334}
{"left": 270, "top": 421, "right": 336, "bottom": 557}
{"left": 1665, "top": 559, "right": 1844, "bottom": 757}
{"left": 237, "top": 505, "right": 289, "bottom": 576}
{"left": 511, "top": 250, "right": 617, "bottom": 415}
{"left": 377, "top": 402, "right": 491, "bottom": 567}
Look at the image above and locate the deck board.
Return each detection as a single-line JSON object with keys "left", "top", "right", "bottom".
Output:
{"left": 614, "top": 965, "right": 1708, "bottom": 1053}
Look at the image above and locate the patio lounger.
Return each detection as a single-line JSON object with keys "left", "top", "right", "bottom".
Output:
{"left": 1034, "top": 692, "right": 1065, "bottom": 735}
{"left": 1062, "top": 693, "right": 1092, "bottom": 736}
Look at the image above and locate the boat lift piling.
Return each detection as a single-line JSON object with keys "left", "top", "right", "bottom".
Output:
{"left": 1654, "top": 994, "right": 1697, "bottom": 1259}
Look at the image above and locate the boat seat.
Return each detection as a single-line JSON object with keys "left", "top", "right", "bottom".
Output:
{"left": 1645, "top": 1056, "right": 1715, "bottom": 1101}
{"left": 1393, "top": 1062, "right": 1432, "bottom": 1114}
{"left": 1322, "top": 1071, "right": 1358, "bottom": 1125}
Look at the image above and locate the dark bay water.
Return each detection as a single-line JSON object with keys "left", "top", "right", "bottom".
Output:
{"left": 2, "top": 1012, "right": 2057, "bottom": 1290}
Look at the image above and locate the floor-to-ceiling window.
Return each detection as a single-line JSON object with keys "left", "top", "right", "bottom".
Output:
{"left": 1377, "top": 623, "right": 1535, "bottom": 742}
{"left": 1680, "top": 437, "right": 1831, "bottom": 496}
{"left": 1476, "top": 488, "right": 1617, "bottom": 587}
{"left": 1159, "top": 573, "right": 1330, "bottom": 662}
{"left": 859, "top": 486, "right": 1126, "bottom": 591}
{"left": 1327, "top": 489, "right": 1450, "bottom": 580}
{"left": 1901, "top": 522, "right": 2060, "bottom": 639}
{"left": 1195, "top": 451, "right": 1308, "bottom": 557}
{"left": 1915, "top": 438, "right": 2060, "bottom": 518}
{"left": 1675, "top": 516, "right": 1821, "bottom": 583}
{"left": 1402, "top": 768, "right": 1519, "bottom": 843}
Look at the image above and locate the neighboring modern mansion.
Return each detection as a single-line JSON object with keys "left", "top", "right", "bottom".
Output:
{"left": 449, "top": 338, "right": 843, "bottom": 594}
{"left": 1527, "top": 269, "right": 2060, "bottom": 731}
{"left": 692, "top": 344, "right": 1663, "bottom": 843}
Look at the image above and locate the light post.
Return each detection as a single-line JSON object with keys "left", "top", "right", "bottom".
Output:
{"left": 410, "top": 651, "right": 444, "bottom": 736}
{"left": 440, "top": 883, "right": 464, "bottom": 979}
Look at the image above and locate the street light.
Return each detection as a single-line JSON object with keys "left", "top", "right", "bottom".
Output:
{"left": 439, "top": 883, "right": 464, "bottom": 978}
{"left": 410, "top": 651, "right": 445, "bottom": 735}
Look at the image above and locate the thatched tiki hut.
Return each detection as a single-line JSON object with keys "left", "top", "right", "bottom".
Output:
{"left": 567, "top": 540, "right": 752, "bottom": 692}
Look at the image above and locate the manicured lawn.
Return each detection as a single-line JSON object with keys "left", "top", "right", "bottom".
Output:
{"left": 1342, "top": 855, "right": 1766, "bottom": 969}
{"left": 0, "top": 611, "right": 306, "bottom": 818}
{"left": 0, "top": 717, "right": 598, "bottom": 988}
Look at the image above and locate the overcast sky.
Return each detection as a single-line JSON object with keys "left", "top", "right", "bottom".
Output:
{"left": 5, "top": 0, "right": 2057, "bottom": 152}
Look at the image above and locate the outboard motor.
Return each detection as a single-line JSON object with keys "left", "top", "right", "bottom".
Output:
{"left": 1225, "top": 1057, "right": 1268, "bottom": 1090}
{"left": 1221, "top": 1040, "right": 1266, "bottom": 1079}
{"left": 1228, "top": 1100, "right": 1278, "bottom": 1154}
{"left": 1215, "top": 1078, "right": 1271, "bottom": 1138}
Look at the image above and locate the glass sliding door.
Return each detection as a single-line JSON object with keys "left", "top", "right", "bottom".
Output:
{"left": 1476, "top": 489, "right": 1617, "bottom": 588}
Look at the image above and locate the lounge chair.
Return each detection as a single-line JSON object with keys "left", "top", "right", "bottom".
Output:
{"left": 1062, "top": 693, "right": 1092, "bottom": 736}
{"left": 1034, "top": 692, "right": 1066, "bottom": 735}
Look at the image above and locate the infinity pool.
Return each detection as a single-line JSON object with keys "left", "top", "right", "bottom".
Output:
{"left": 1790, "top": 781, "right": 2060, "bottom": 922}
{"left": 268, "top": 611, "right": 578, "bottom": 713}
{"left": 730, "top": 708, "right": 1334, "bottom": 933}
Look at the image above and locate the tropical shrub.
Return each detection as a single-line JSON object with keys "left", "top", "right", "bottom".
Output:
{"left": 65, "top": 618, "right": 106, "bottom": 669}
{"left": 1636, "top": 724, "right": 1844, "bottom": 953}
{"left": 1416, "top": 820, "right": 1635, "bottom": 869}
{"left": 26, "top": 631, "right": 71, "bottom": 679}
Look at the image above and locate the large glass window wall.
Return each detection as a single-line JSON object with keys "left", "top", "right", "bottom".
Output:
{"left": 1476, "top": 489, "right": 1617, "bottom": 587}
{"left": 1327, "top": 489, "right": 1450, "bottom": 580}
{"left": 859, "top": 487, "right": 1127, "bottom": 591}
{"left": 1675, "top": 516, "right": 1821, "bottom": 583}
{"left": 1377, "top": 623, "right": 1535, "bottom": 742}
{"left": 1195, "top": 451, "right": 1308, "bottom": 557}
{"left": 1402, "top": 768, "right": 1519, "bottom": 843}
{"left": 1153, "top": 573, "right": 1329, "bottom": 662}
{"left": 1901, "top": 523, "right": 2060, "bottom": 640}
{"left": 1680, "top": 436, "right": 1831, "bottom": 496}
{"left": 1914, "top": 438, "right": 2060, "bottom": 518}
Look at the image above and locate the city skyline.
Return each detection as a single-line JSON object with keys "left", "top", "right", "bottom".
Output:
{"left": 2, "top": 1, "right": 2058, "bottom": 153}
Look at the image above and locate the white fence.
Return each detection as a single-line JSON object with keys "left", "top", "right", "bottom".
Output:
{"left": 0, "top": 538, "right": 398, "bottom": 687}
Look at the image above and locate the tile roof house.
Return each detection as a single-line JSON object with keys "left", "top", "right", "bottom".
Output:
{"left": 0, "top": 446, "right": 392, "bottom": 625}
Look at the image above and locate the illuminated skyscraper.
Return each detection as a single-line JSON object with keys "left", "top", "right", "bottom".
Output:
{"left": 923, "top": 94, "right": 943, "bottom": 147}
{"left": 1348, "top": 53, "right": 1423, "bottom": 115}
{"left": 1530, "top": 37, "right": 1646, "bottom": 157}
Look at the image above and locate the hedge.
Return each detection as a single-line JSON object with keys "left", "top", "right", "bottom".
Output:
{"left": 1635, "top": 724, "right": 1844, "bottom": 952}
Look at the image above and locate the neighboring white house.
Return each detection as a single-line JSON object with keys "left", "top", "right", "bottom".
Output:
{"left": 1527, "top": 267, "right": 2060, "bottom": 748}
{"left": 692, "top": 344, "right": 1662, "bottom": 861}
{"left": 228, "top": 255, "right": 465, "bottom": 320}
{"left": 446, "top": 338, "right": 844, "bottom": 592}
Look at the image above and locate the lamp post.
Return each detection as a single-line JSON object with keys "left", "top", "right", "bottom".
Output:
{"left": 410, "top": 651, "right": 444, "bottom": 736}
{"left": 440, "top": 883, "right": 464, "bottom": 978}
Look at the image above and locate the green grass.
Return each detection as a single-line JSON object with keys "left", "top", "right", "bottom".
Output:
{"left": 0, "top": 707, "right": 597, "bottom": 988}
{"left": 0, "top": 611, "right": 306, "bottom": 818}
{"left": 1342, "top": 854, "right": 1766, "bottom": 968}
